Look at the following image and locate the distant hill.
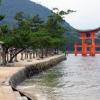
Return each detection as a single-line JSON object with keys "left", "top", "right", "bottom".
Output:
{"left": 0, "top": 0, "right": 79, "bottom": 50}
{"left": 0, "top": 0, "right": 51, "bottom": 25}
{"left": 0, "top": 0, "right": 76, "bottom": 31}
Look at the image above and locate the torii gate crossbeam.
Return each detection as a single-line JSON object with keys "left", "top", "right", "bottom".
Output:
{"left": 74, "top": 27, "right": 100, "bottom": 56}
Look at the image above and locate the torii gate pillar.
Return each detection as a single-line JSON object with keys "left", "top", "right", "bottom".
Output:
{"left": 90, "top": 32, "right": 96, "bottom": 56}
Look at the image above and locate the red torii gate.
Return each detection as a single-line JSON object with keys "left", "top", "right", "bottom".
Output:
{"left": 74, "top": 27, "right": 100, "bottom": 56}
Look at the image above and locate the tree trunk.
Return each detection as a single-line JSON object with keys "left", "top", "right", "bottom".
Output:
{"left": 6, "top": 52, "right": 9, "bottom": 63}
{"left": 9, "top": 48, "right": 25, "bottom": 63}
{"left": 2, "top": 52, "right": 6, "bottom": 65}
{"left": 20, "top": 52, "right": 24, "bottom": 60}
{"left": 40, "top": 48, "right": 44, "bottom": 58}
{"left": 45, "top": 48, "right": 48, "bottom": 57}
{"left": 14, "top": 55, "right": 18, "bottom": 62}
{"left": 25, "top": 50, "right": 28, "bottom": 59}
{"left": 29, "top": 52, "right": 32, "bottom": 59}
{"left": 1, "top": 47, "right": 8, "bottom": 65}
{"left": 36, "top": 50, "right": 38, "bottom": 57}
{"left": 32, "top": 51, "right": 35, "bottom": 58}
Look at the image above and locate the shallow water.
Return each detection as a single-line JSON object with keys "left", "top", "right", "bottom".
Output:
{"left": 18, "top": 54, "right": 100, "bottom": 100}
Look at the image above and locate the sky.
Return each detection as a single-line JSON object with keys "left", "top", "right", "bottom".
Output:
{"left": 30, "top": 0, "right": 100, "bottom": 30}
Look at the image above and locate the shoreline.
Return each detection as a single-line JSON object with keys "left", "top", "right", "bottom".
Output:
{"left": 0, "top": 54, "right": 66, "bottom": 100}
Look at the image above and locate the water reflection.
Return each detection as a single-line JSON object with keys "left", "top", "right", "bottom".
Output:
{"left": 18, "top": 54, "right": 100, "bottom": 100}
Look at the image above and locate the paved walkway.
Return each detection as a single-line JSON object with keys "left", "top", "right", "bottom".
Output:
{"left": 0, "top": 86, "right": 17, "bottom": 100}
{"left": 0, "top": 54, "right": 64, "bottom": 100}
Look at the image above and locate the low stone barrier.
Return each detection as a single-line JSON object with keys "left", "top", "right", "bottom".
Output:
{"left": 9, "top": 55, "right": 66, "bottom": 100}
{"left": 9, "top": 55, "right": 66, "bottom": 87}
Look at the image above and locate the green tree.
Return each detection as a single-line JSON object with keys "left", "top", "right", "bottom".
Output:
{"left": 0, "top": 8, "right": 75, "bottom": 65}
{"left": 14, "top": 12, "right": 44, "bottom": 32}
{"left": 0, "top": 0, "right": 5, "bottom": 34}
{"left": 0, "top": 25, "right": 9, "bottom": 34}
{"left": 44, "top": 9, "right": 69, "bottom": 53}
{"left": 14, "top": 11, "right": 25, "bottom": 27}
{"left": 30, "top": 14, "right": 44, "bottom": 32}
{"left": 7, "top": 28, "right": 33, "bottom": 62}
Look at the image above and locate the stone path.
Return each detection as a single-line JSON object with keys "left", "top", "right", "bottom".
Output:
{"left": 0, "top": 86, "right": 17, "bottom": 100}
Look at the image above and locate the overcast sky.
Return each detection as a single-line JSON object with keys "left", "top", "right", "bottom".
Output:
{"left": 30, "top": 0, "right": 100, "bottom": 30}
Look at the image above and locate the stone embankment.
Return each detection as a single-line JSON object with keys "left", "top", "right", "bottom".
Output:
{"left": 0, "top": 54, "right": 66, "bottom": 100}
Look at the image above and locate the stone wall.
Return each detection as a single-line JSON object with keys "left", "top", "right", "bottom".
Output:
{"left": 9, "top": 55, "right": 66, "bottom": 88}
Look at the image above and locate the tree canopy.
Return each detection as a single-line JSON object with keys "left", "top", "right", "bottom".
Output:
{"left": 0, "top": 7, "right": 76, "bottom": 65}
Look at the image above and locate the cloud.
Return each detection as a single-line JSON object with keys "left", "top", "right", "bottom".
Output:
{"left": 30, "top": 0, "right": 100, "bottom": 29}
